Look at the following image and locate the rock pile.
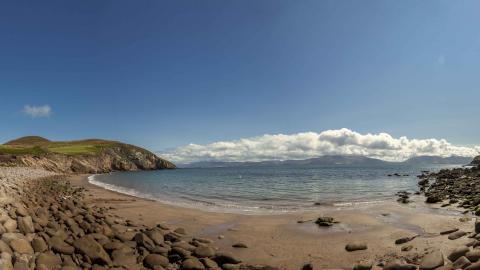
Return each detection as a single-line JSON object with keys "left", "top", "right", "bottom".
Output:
{"left": 0, "top": 168, "right": 277, "bottom": 270}
{"left": 418, "top": 165, "right": 480, "bottom": 213}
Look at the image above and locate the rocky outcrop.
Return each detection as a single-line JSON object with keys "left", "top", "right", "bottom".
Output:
{"left": 471, "top": 156, "right": 480, "bottom": 167}
{"left": 0, "top": 142, "right": 175, "bottom": 173}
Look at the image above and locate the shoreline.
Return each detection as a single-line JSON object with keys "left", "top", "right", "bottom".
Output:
{"left": 71, "top": 173, "right": 476, "bottom": 269}
{"left": 86, "top": 173, "right": 398, "bottom": 215}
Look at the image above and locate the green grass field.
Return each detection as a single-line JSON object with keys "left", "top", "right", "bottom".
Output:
{"left": 0, "top": 137, "right": 118, "bottom": 155}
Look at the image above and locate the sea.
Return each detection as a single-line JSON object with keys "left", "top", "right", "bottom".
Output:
{"left": 88, "top": 163, "right": 460, "bottom": 214}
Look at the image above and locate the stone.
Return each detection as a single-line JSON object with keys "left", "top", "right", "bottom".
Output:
{"left": 174, "top": 227, "right": 186, "bottom": 235}
{"left": 440, "top": 228, "right": 459, "bottom": 235}
{"left": 301, "top": 263, "right": 313, "bottom": 270}
{"left": 420, "top": 250, "right": 444, "bottom": 270}
{"left": 383, "top": 262, "right": 417, "bottom": 270}
{"left": 315, "top": 216, "right": 338, "bottom": 227}
{"left": 73, "top": 236, "right": 112, "bottom": 266}
{"left": 449, "top": 231, "right": 468, "bottom": 240}
{"left": 3, "top": 219, "right": 17, "bottom": 233}
{"left": 452, "top": 256, "right": 472, "bottom": 269}
{"left": 395, "top": 236, "right": 416, "bottom": 245}
{"left": 9, "top": 239, "right": 33, "bottom": 254}
{"left": 467, "top": 249, "right": 480, "bottom": 263}
{"left": 49, "top": 237, "right": 75, "bottom": 255}
{"left": 194, "top": 246, "right": 216, "bottom": 258}
{"left": 0, "top": 240, "right": 13, "bottom": 255}
{"left": 134, "top": 233, "right": 155, "bottom": 251}
{"left": 402, "top": 245, "right": 413, "bottom": 252}
{"left": 466, "top": 262, "right": 480, "bottom": 270}
{"left": 13, "top": 203, "right": 28, "bottom": 217}
{"left": 200, "top": 258, "right": 220, "bottom": 270}
{"left": 345, "top": 242, "right": 368, "bottom": 252}
{"left": 214, "top": 252, "right": 242, "bottom": 264}
{"left": 143, "top": 254, "right": 169, "bottom": 268}
{"left": 182, "top": 257, "right": 205, "bottom": 270}
{"left": 17, "top": 216, "right": 35, "bottom": 234}
{"left": 232, "top": 243, "right": 248, "bottom": 248}
{"left": 353, "top": 260, "right": 373, "bottom": 270}
{"left": 145, "top": 230, "right": 164, "bottom": 245}
{"left": 172, "top": 241, "right": 196, "bottom": 251}
{"left": 32, "top": 237, "right": 48, "bottom": 253}
{"left": 448, "top": 246, "right": 470, "bottom": 262}
{"left": 111, "top": 251, "right": 138, "bottom": 269}
{"left": 36, "top": 253, "right": 62, "bottom": 269}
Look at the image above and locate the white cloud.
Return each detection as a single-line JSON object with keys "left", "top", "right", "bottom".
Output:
{"left": 160, "top": 128, "right": 480, "bottom": 163}
{"left": 22, "top": 105, "right": 52, "bottom": 118}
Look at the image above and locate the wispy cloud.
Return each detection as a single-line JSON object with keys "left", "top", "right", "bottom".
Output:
{"left": 160, "top": 128, "right": 480, "bottom": 163}
{"left": 22, "top": 105, "right": 52, "bottom": 118}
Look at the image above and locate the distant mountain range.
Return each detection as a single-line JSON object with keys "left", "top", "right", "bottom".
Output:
{"left": 180, "top": 155, "right": 474, "bottom": 168}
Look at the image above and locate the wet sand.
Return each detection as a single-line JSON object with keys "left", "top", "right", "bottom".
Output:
{"left": 70, "top": 174, "right": 476, "bottom": 269}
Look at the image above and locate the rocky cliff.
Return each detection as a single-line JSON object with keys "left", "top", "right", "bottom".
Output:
{"left": 0, "top": 136, "right": 176, "bottom": 173}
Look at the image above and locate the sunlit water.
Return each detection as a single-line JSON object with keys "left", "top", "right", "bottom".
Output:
{"left": 89, "top": 164, "right": 460, "bottom": 214}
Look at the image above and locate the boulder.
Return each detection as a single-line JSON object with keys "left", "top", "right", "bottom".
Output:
{"left": 449, "top": 231, "right": 468, "bottom": 240}
{"left": 214, "top": 252, "right": 242, "bottom": 264}
{"left": 466, "top": 262, "right": 480, "bottom": 270}
{"left": 32, "top": 237, "right": 48, "bottom": 253}
{"left": 3, "top": 219, "right": 17, "bottom": 233}
{"left": 17, "top": 216, "right": 34, "bottom": 234}
{"left": 467, "top": 249, "right": 480, "bottom": 263}
{"left": 448, "top": 246, "right": 470, "bottom": 262}
{"left": 182, "top": 257, "right": 205, "bottom": 270}
{"left": 194, "top": 246, "right": 216, "bottom": 258}
{"left": 145, "top": 230, "right": 164, "bottom": 245}
{"left": 143, "top": 254, "right": 169, "bottom": 268}
{"left": 134, "top": 233, "right": 155, "bottom": 251}
{"left": 36, "top": 253, "right": 62, "bottom": 269}
{"left": 73, "top": 236, "right": 112, "bottom": 266}
{"left": 420, "top": 250, "right": 444, "bottom": 270}
{"left": 49, "top": 237, "right": 75, "bottom": 255}
{"left": 9, "top": 239, "right": 33, "bottom": 254}
{"left": 452, "top": 256, "right": 472, "bottom": 269}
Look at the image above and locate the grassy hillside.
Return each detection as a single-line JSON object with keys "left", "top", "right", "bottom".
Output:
{"left": 1, "top": 136, "right": 120, "bottom": 156}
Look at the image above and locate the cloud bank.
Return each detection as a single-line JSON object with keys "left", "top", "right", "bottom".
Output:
{"left": 160, "top": 128, "right": 480, "bottom": 164}
{"left": 23, "top": 105, "right": 52, "bottom": 118}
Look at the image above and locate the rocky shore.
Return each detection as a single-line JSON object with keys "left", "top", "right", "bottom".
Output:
{"left": 419, "top": 163, "right": 480, "bottom": 212}
{"left": 0, "top": 167, "right": 276, "bottom": 270}
{"left": 3, "top": 160, "right": 480, "bottom": 270}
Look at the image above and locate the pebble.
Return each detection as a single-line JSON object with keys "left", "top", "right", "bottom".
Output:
{"left": 232, "top": 242, "right": 248, "bottom": 248}
{"left": 345, "top": 242, "right": 368, "bottom": 252}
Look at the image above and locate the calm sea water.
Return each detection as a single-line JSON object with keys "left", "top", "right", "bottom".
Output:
{"left": 89, "top": 164, "right": 459, "bottom": 214}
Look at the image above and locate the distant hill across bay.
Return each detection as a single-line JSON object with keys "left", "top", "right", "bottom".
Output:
{"left": 180, "top": 155, "right": 474, "bottom": 168}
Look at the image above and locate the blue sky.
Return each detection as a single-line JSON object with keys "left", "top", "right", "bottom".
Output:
{"left": 1, "top": 0, "right": 479, "bottom": 154}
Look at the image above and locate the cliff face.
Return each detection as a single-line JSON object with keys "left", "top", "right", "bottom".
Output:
{"left": 0, "top": 137, "right": 176, "bottom": 173}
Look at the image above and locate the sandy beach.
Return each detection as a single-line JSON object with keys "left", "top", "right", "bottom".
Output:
{"left": 69, "top": 174, "right": 476, "bottom": 269}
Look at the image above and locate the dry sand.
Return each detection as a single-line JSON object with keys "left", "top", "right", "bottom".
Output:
{"left": 70, "top": 174, "right": 476, "bottom": 269}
